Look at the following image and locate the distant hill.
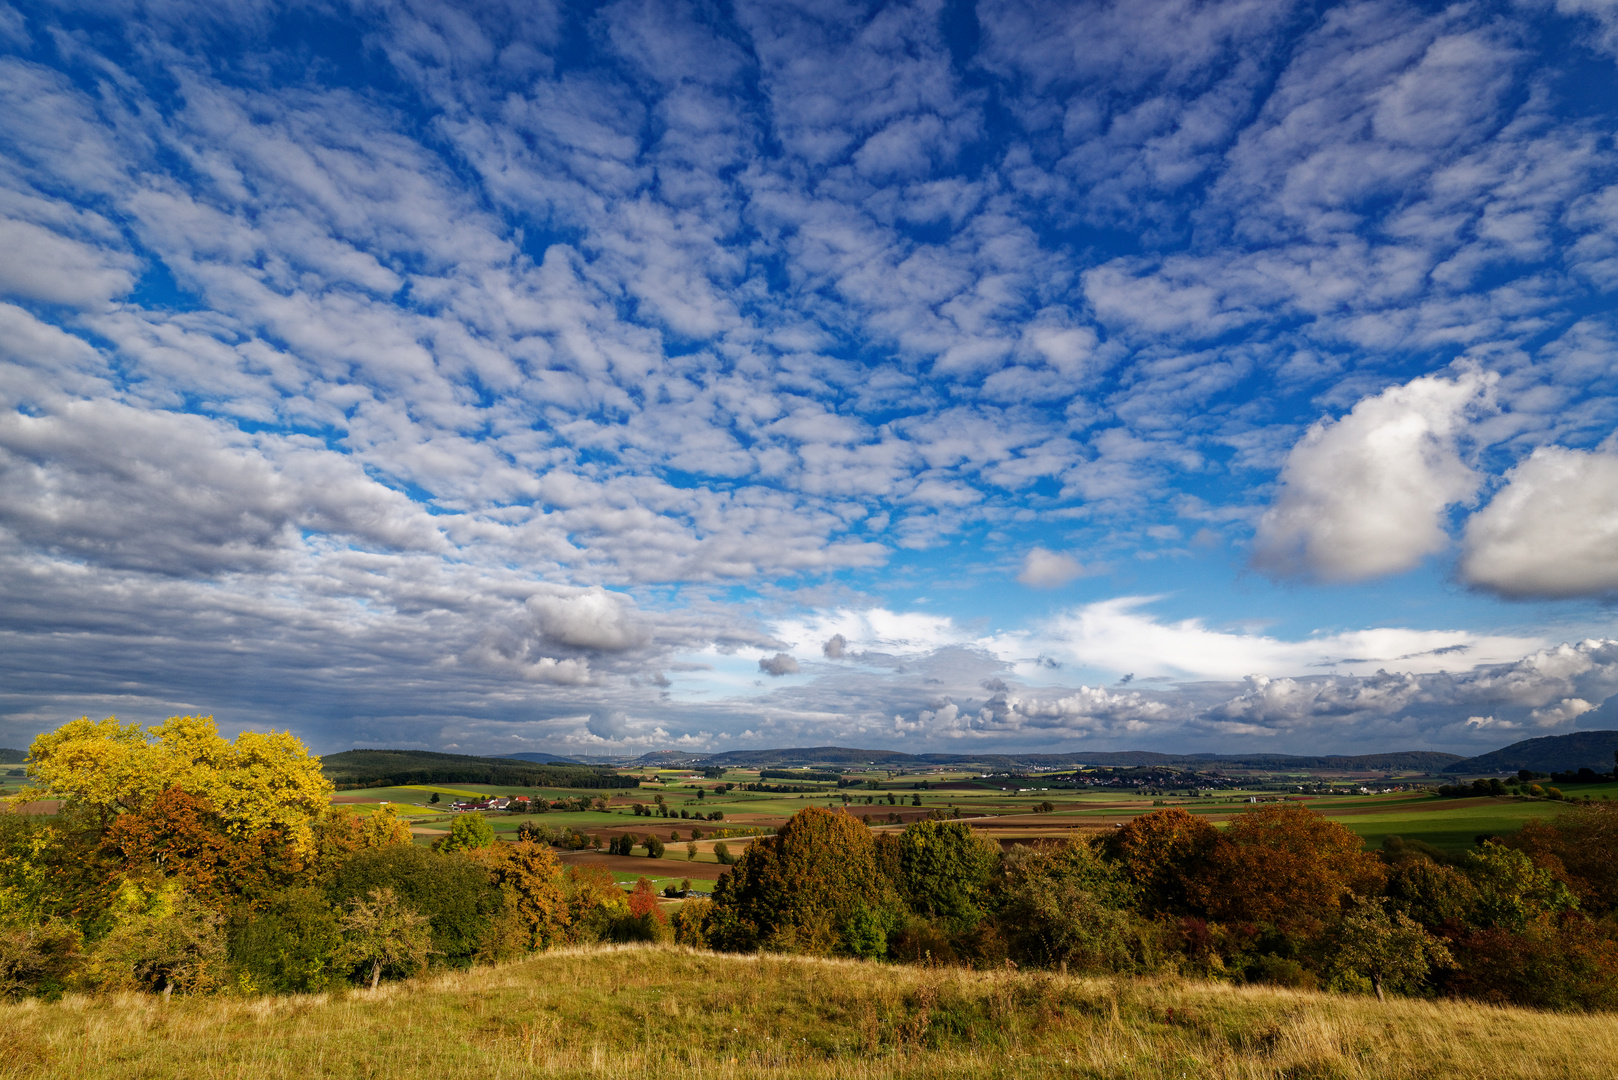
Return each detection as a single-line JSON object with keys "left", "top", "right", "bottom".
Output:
{"left": 321, "top": 749, "right": 635, "bottom": 789}
{"left": 679, "top": 745, "right": 1460, "bottom": 773}
{"left": 503, "top": 752, "right": 582, "bottom": 764}
{"left": 1445, "top": 730, "right": 1618, "bottom": 775}
{"left": 0, "top": 748, "right": 26, "bottom": 765}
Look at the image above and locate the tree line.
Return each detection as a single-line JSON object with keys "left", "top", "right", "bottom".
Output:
{"left": 4, "top": 716, "right": 1618, "bottom": 1011}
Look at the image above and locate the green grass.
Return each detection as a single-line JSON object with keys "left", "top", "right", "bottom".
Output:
{"left": 5, "top": 945, "right": 1618, "bottom": 1079}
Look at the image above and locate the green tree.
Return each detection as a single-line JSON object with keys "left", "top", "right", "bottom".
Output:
{"left": 326, "top": 844, "right": 503, "bottom": 964}
{"left": 338, "top": 886, "right": 434, "bottom": 990}
{"left": 1462, "top": 841, "right": 1577, "bottom": 931}
{"left": 644, "top": 834, "right": 665, "bottom": 859}
{"left": 686, "top": 841, "right": 698, "bottom": 861}
{"left": 990, "top": 840, "right": 1143, "bottom": 972}
{"left": 429, "top": 791, "right": 440, "bottom": 805}
{"left": 888, "top": 819, "right": 999, "bottom": 930}
{"left": 435, "top": 813, "right": 495, "bottom": 853}
{"left": 227, "top": 886, "right": 344, "bottom": 993}
{"left": 1326, "top": 899, "right": 1453, "bottom": 1002}
{"left": 714, "top": 841, "right": 733, "bottom": 865}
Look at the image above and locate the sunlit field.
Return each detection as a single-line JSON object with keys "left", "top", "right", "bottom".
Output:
{"left": 323, "top": 765, "right": 1597, "bottom": 857}
{"left": 4, "top": 945, "right": 1615, "bottom": 1080}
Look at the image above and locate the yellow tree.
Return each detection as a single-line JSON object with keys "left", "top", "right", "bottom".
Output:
{"left": 24, "top": 715, "right": 331, "bottom": 853}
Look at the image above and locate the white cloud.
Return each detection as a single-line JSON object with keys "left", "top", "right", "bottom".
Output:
{"left": 1033, "top": 595, "right": 1544, "bottom": 681}
{"left": 1016, "top": 546, "right": 1086, "bottom": 587}
{"left": 1253, "top": 367, "right": 1495, "bottom": 581}
{"left": 1461, "top": 446, "right": 1618, "bottom": 599}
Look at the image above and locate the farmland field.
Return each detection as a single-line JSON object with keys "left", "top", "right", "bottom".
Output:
{"left": 324, "top": 766, "right": 1602, "bottom": 860}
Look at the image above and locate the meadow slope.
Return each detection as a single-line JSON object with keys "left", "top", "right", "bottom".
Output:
{"left": 2, "top": 945, "right": 1614, "bottom": 1080}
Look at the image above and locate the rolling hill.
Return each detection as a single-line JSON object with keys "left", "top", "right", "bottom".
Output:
{"left": 320, "top": 749, "right": 635, "bottom": 788}
{"left": 1444, "top": 730, "right": 1618, "bottom": 775}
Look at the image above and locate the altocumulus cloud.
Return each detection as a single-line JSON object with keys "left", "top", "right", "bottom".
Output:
{"left": 1, "top": 0, "right": 1617, "bottom": 757}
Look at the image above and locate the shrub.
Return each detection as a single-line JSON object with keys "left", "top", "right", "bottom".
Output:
{"left": 990, "top": 841, "right": 1143, "bottom": 973}
{"left": 434, "top": 813, "right": 495, "bottom": 853}
{"left": 89, "top": 881, "right": 228, "bottom": 996}
{"left": 227, "top": 886, "right": 344, "bottom": 993}
{"left": 0, "top": 921, "right": 83, "bottom": 999}
{"left": 326, "top": 844, "right": 502, "bottom": 964}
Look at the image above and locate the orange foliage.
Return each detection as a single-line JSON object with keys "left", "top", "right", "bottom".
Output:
{"left": 1196, "top": 803, "right": 1385, "bottom": 934}
{"left": 100, "top": 786, "right": 299, "bottom": 908}
{"left": 1107, "top": 807, "right": 1219, "bottom": 914}
{"left": 467, "top": 840, "right": 570, "bottom": 948}
{"left": 628, "top": 877, "right": 667, "bottom": 923}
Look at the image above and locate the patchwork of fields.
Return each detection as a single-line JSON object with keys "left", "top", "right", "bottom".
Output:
{"left": 320, "top": 766, "right": 1605, "bottom": 872}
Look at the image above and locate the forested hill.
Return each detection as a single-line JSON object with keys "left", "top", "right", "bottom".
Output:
{"left": 680, "top": 746, "right": 1462, "bottom": 772}
{"left": 1445, "top": 730, "right": 1618, "bottom": 775}
{"left": 0, "top": 747, "right": 26, "bottom": 764}
{"left": 320, "top": 749, "right": 635, "bottom": 789}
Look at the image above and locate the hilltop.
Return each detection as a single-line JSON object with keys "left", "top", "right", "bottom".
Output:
{"left": 1445, "top": 730, "right": 1618, "bottom": 775}
{"left": 628, "top": 744, "right": 1463, "bottom": 772}
{"left": 319, "top": 748, "right": 633, "bottom": 788}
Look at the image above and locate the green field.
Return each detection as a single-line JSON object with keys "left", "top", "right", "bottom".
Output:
{"left": 313, "top": 769, "right": 1612, "bottom": 856}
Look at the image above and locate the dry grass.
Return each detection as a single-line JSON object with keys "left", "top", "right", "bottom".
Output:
{"left": 0, "top": 945, "right": 1609, "bottom": 1079}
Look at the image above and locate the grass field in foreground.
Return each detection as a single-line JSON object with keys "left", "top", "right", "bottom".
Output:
{"left": 4, "top": 946, "right": 1618, "bottom": 1080}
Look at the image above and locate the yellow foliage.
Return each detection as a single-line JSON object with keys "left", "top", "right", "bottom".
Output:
{"left": 358, "top": 804, "right": 413, "bottom": 848}
{"left": 24, "top": 715, "right": 331, "bottom": 853}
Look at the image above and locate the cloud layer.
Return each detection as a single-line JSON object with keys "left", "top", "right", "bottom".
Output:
{"left": 0, "top": 0, "right": 1616, "bottom": 755}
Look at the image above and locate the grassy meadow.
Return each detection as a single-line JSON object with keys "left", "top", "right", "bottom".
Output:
{"left": 3, "top": 944, "right": 1615, "bottom": 1080}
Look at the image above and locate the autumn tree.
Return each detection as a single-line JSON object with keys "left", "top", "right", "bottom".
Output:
{"left": 100, "top": 787, "right": 301, "bottom": 908}
{"left": 562, "top": 864, "right": 628, "bottom": 943}
{"left": 360, "top": 804, "right": 413, "bottom": 848}
{"left": 338, "top": 886, "right": 434, "bottom": 989}
{"left": 467, "top": 841, "right": 568, "bottom": 950}
{"left": 1104, "top": 806, "right": 1219, "bottom": 915}
{"left": 1196, "top": 804, "right": 1385, "bottom": 935}
{"left": 1509, "top": 803, "right": 1618, "bottom": 913}
{"left": 708, "top": 806, "right": 881, "bottom": 955}
{"left": 25, "top": 715, "right": 330, "bottom": 852}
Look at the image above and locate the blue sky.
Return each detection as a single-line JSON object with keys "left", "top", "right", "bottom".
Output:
{"left": 3, "top": 0, "right": 1618, "bottom": 757}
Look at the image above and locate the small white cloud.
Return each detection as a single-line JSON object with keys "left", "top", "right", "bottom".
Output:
{"left": 1017, "top": 546, "right": 1086, "bottom": 587}
{"left": 1461, "top": 446, "right": 1618, "bottom": 599}
{"left": 1253, "top": 368, "right": 1494, "bottom": 582}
